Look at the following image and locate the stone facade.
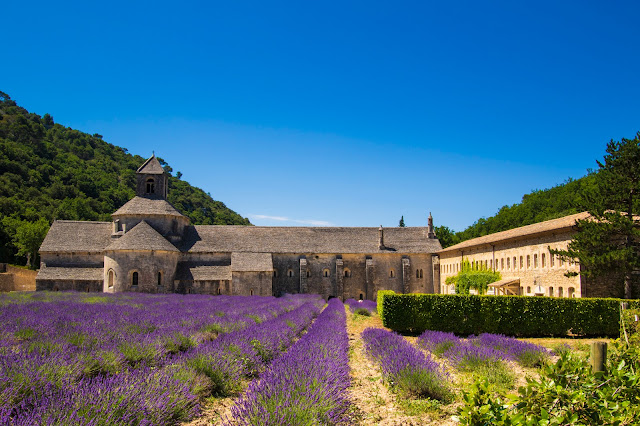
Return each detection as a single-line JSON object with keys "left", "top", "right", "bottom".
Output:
{"left": 437, "top": 212, "right": 626, "bottom": 298}
{"left": 0, "top": 264, "right": 37, "bottom": 292}
{"left": 37, "top": 155, "right": 442, "bottom": 300}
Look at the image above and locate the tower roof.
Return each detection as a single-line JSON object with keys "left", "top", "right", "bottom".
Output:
{"left": 136, "top": 155, "right": 165, "bottom": 175}
{"left": 106, "top": 221, "right": 179, "bottom": 252}
{"left": 112, "top": 196, "right": 186, "bottom": 218}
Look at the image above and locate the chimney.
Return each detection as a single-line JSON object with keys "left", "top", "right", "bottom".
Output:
{"left": 427, "top": 212, "right": 435, "bottom": 239}
{"left": 378, "top": 225, "right": 385, "bottom": 249}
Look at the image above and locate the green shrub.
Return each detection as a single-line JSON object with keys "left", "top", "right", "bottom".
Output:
{"left": 382, "top": 293, "right": 640, "bottom": 337}
{"left": 620, "top": 308, "right": 640, "bottom": 343}
{"left": 445, "top": 259, "right": 501, "bottom": 295}
{"left": 354, "top": 308, "right": 371, "bottom": 316}
{"left": 376, "top": 290, "right": 395, "bottom": 320}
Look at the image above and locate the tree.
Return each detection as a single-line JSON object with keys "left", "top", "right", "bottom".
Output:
{"left": 445, "top": 259, "right": 501, "bottom": 295}
{"left": 554, "top": 133, "right": 640, "bottom": 299}
{"left": 4, "top": 218, "right": 50, "bottom": 268}
{"left": 398, "top": 216, "right": 406, "bottom": 227}
{"left": 434, "top": 225, "right": 460, "bottom": 248}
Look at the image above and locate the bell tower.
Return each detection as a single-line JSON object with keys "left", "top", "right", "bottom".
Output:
{"left": 136, "top": 154, "right": 168, "bottom": 199}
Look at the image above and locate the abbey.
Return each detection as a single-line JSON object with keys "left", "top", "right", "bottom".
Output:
{"left": 37, "top": 155, "right": 442, "bottom": 299}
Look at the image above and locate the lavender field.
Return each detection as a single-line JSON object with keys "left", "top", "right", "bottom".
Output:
{"left": 1, "top": 291, "right": 606, "bottom": 425}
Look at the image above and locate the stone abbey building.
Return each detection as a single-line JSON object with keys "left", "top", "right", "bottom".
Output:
{"left": 37, "top": 155, "right": 442, "bottom": 300}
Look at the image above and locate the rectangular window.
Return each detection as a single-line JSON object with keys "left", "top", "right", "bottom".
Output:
{"left": 501, "top": 258, "right": 504, "bottom": 270}
{"left": 542, "top": 253, "right": 546, "bottom": 267}
{"left": 534, "top": 254, "right": 538, "bottom": 268}
{"left": 507, "top": 257, "right": 510, "bottom": 269}
{"left": 513, "top": 257, "right": 516, "bottom": 270}
{"left": 527, "top": 255, "right": 531, "bottom": 268}
{"left": 551, "top": 254, "right": 555, "bottom": 267}
{"left": 520, "top": 256, "right": 523, "bottom": 268}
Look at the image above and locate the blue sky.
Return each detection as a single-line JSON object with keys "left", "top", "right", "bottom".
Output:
{"left": 3, "top": 1, "right": 639, "bottom": 231}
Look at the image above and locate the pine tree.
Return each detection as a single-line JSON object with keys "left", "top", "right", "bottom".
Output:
{"left": 399, "top": 216, "right": 406, "bottom": 227}
{"left": 555, "top": 133, "right": 640, "bottom": 298}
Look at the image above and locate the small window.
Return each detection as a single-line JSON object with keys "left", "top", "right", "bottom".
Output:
{"left": 389, "top": 269, "right": 395, "bottom": 278}
{"left": 527, "top": 255, "right": 531, "bottom": 268}
{"left": 548, "top": 287, "right": 554, "bottom": 297}
{"left": 217, "top": 288, "right": 221, "bottom": 295}
{"left": 513, "top": 257, "right": 516, "bottom": 270}
{"left": 359, "top": 293, "right": 363, "bottom": 300}
{"left": 484, "top": 260, "right": 488, "bottom": 269}
{"left": 559, "top": 257, "right": 564, "bottom": 266}
{"left": 534, "top": 254, "right": 538, "bottom": 268}
{"left": 323, "top": 269, "right": 330, "bottom": 278}
{"left": 157, "top": 271, "right": 162, "bottom": 286}
{"left": 132, "top": 271, "right": 138, "bottom": 286}
{"left": 273, "top": 270, "right": 278, "bottom": 277}
{"left": 520, "top": 256, "right": 524, "bottom": 268}
{"left": 250, "top": 289, "right": 254, "bottom": 296}
{"left": 507, "top": 257, "right": 510, "bottom": 269}
{"left": 145, "top": 178, "right": 155, "bottom": 194}
{"left": 344, "top": 269, "right": 351, "bottom": 278}
{"left": 559, "top": 287, "right": 564, "bottom": 297}
{"left": 501, "top": 258, "right": 504, "bottom": 270}
{"left": 108, "top": 269, "right": 114, "bottom": 288}
{"left": 287, "top": 269, "right": 294, "bottom": 277}
{"left": 551, "top": 254, "right": 555, "bottom": 267}
{"left": 568, "top": 287, "right": 575, "bottom": 298}
{"left": 542, "top": 253, "right": 546, "bottom": 268}
{"left": 419, "top": 269, "right": 423, "bottom": 279}
{"left": 526, "top": 286, "right": 531, "bottom": 294}
{"left": 489, "top": 259, "right": 493, "bottom": 268}
{"left": 416, "top": 269, "right": 420, "bottom": 279}
{"left": 306, "top": 270, "right": 311, "bottom": 278}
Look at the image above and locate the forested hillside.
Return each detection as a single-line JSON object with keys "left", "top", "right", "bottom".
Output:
{"left": 436, "top": 174, "right": 598, "bottom": 248}
{"left": 0, "top": 91, "right": 250, "bottom": 265}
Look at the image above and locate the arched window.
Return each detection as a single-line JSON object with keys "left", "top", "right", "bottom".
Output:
{"left": 250, "top": 289, "right": 254, "bottom": 296}
{"left": 217, "top": 288, "right": 221, "bottom": 295}
{"left": 551, "top": 254, "right": 555, "bottom": 267}
{"left": 568, "top": 287, "right": 575, "bottom": 298}
{"left": 389, "top": 269, "right": 395, "bottom": 278}
{"left": 306, "top": 270, "right": 311, "bottom": 278}
{"left": 416, "top": 269, "right": 420, "bottom": 278}
{"left": 548, "top": 287, "right": 554, "bottom": 297}
{"left": 108, "top": 269, "right": 114, "bottom": 288}
{"left": 419, "top": 269, "right": 424, "bottom": 278}
{"left": 542, "top": 253, "right": 546, "bottom": 268}
{"left": 287, "top": 269, "right": 294, "bottom": 277}
{"left": 323, "top": 269, "right": 330, "bottom": 277}
{"left": 526, "top": 286, "right": 531, "bottom": 294}
{"left": 527, "top": 255, "right": 531, "bottom": 268}
{"left": 534, "top": 254, "right": 538, "bottom": 268}
{"left": 344, "top": 269, "right": 351, "bottom": 278}
{"left": 501, "top": 258, "right": 504, "bottom": 270}
{"left": 157, "top": 271, "right": 162, "bottom": 286}
{"left": 507, "top": 257, "right": 510, "bottom": 269}
{"left": 132, "top": 271, "right": 138, "bottom": 286}
{"left": 489, "top": 259, "right": 493, "bottom": 269}
{"left": 359, "top": 293, "right": 364, "bottom": 300}
{"left": 520, "top": 256, "right": 524, "bottom": 268}
{"left": 146, "top": 178, "right": 155, "bottom": 194}
{"left": 558, "top": 287, "right": 564, "bottom": 297}
{"left": 513, "top": 257, "right": 516, "bottom": 269}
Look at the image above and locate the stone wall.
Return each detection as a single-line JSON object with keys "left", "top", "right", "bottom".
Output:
{"left": 104, "top": 250, "right": 179, "bottom": 293}
{"left": 37, "top": 279, "right": 102, "bottom": 292}
{"left": 0, "top": 264, "right": 37, "bottom": 292}
{"left": 232, "top": 271, "right": 272, "bottom": 296}
{"left": 439, "top": 231, "right": 583, "bottom": 297}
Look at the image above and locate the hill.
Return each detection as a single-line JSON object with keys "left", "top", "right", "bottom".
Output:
{"left": 435, "top": 173, "right": 597, "bottom": 248}
{"left": 0, "top": 91, "right": 250, "bottom": 265}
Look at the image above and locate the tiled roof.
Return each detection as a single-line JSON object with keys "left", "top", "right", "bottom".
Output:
{"left": 232, "top": 252, "right": 273, "bottom": 271}
{"left": 136, "top": 155, "right": 165, "bottom": 174}
{"left": 438, "top": 212, "right": 590, "bottom": 254}
{"left": 106, "top": 221, "right": 179, "bottom": 252}
{"left": 112, "top": 197, "right": 185, "bottom": 218}
{"left": 180, "top": 226, "right": 441, "bottom": 254}
{"left": 39, "top": 221, "right": 113, "bottom": 253}
{"left": 175, "top": 263, "right": 232, "bottom": 281}
{"left": 36, "top": 266, "right": 103, "bottom": 281}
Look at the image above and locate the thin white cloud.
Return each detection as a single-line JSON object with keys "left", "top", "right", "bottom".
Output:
{"left": 250, "top": 214, "right": 333, "bottom": 227}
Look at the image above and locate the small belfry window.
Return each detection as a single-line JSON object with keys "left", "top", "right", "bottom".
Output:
{"left": 146, "top": 178, "right": 155, "bottom": 194}
{"left": 108, "top": 269, "right": 114, "bottom": 287}
{"left": 389, "top": 269, "right": 395, "bottom": 278}
{"left": 132, "top": 272, "right": 139, "bottom": 286}
{"left": 323, "top": 269, "right": 330, "bottom": 277}
{"left": 287, "top": 269, "right": 294, "bottom": 277}
{"left": 344, "top": 269, "right": 351, "bottom": 278}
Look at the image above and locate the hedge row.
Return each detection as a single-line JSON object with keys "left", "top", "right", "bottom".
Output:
{"left": 621, "top": 309, "right": 640, "bottom": 343}
{"left": 380, "top": 292, "right": 640, "bottom": 337}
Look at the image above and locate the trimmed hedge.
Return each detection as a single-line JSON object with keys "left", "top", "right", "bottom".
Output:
{"left": 381, "top": 294, "right": 640, "bottom": 337}
{"left": 621, "top": 308, "right": 640, "bottom": 343}
{"left": 377, "top": 290, "right": 395, "bottom": 320}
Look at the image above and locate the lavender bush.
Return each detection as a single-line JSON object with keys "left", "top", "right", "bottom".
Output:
{"left": 344, "top": 298, "right": 376, "bottom": 315}
{"left": 469, "top": 333, "right": 550, "bottom": 367}
{"left": 230, "top": 298, "right": 352, "bottom": 425}
{"left": 362, "top": 328, "right": 452, "bottom": 401}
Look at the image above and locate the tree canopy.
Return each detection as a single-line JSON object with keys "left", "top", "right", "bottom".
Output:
{"left": 553, "top": 133, "right": 640, "bottom": 299}
{"left": 0, "top": 91, "right": 251, "bottom": 266}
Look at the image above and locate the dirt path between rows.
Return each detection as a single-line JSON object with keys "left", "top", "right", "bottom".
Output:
{"left": 345, "top": 311, "right": 458, "bottom": 425}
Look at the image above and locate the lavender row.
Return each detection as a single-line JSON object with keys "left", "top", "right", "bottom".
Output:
{"left": 418, "top": 330, "right": 550, "bottom": 368}
{"left": 229, "top": 298, "right": 352, "bottom": 425}
{"left": 361, "top": 327, "right": 452, "bottom": 401}
{"left": 344, "top": 298, "right": 376, "bottom": 314}
{"left": 0, "top": 293, "right": 323, "bottom": 424}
